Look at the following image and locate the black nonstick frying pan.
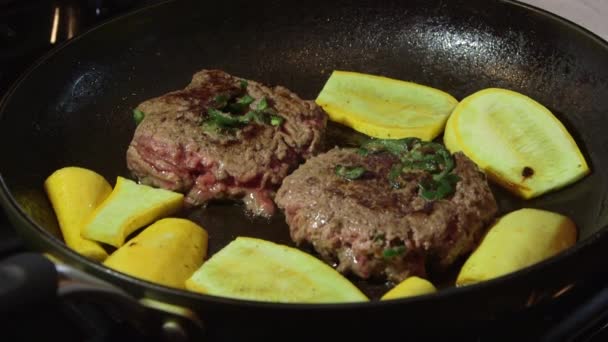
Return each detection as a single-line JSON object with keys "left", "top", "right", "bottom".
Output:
{"left": 1, "top": 0, "right": 608, "bottom": 339}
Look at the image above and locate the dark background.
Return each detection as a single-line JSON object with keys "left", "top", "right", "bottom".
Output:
{"left": 0, "top": 1, "right": 164, "bottom": 341}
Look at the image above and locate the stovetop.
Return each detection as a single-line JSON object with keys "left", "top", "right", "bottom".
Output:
{"left": 2, "top": 1, "right": 608, "bottom": 341}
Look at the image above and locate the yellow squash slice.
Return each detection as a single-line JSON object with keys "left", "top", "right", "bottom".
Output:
{"left": 104, "top": 218, "right": 207, "bottom": 289}
{"left": 444, "top": 88, "right": 589, "bottom": 199}
{"left": 315, "top": 70, "right": 458, "bottom": 140}
{"left": 380, "top": 276, "right": 437, "bottom": 300}
{"left": 456, "top": 208, "right": 577, "bottom": 286}
{"left": 44, "top": 167, "right": 112, "bottom": 261}
{"left": 82, "top": 176, "right": 183, "bottom": 248}
{"left": 185, "top": 237, "right": 368, "bottom": 303}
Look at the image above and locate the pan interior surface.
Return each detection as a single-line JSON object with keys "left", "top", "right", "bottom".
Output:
{"left": 1, "top": 0, "right": 607, "bottom": 303}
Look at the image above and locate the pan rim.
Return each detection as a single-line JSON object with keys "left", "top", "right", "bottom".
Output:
{"left": 1, "top": 0, "right": 607, "bottom": 311}
{"left": 1, "top": 177, "right": 605, "bottom": 311}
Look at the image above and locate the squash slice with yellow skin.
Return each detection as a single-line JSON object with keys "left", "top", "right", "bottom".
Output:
{"left": 444, "top": 88, "right": 589, "bottom": 199}
{"left": 315, "top": 70, "right": 458, "bottom": 140}
{"left": 82, "top": 177, "right": 183, "bottom": 248}
{"left": 456, "top": 208, "right": 577, "bottom": 286}
{"left": 185, "top": 237, "right": 368, "bottom": 303}
{"left": 44, "top": 167, "right": 111, "bottom": 261}
{"left": 104, "top": 218, "right": 207, "bottom": 289}
{"left": 380, "top": 276, "right": 437, "bottom": 300}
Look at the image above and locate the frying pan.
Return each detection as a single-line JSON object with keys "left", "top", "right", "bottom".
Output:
{"left": 1, "top": 0, "right": 608, "bottom": 339}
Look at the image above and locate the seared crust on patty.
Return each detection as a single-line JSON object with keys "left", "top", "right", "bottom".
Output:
{"left": 275, "top": 147, "right": 497, "bottom": 282}
{"left": 127, "top": 69, "right": 327, "bottom": 216}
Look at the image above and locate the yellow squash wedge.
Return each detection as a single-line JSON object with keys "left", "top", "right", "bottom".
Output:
{"left": 456, "top": 208, "right": 577, "bottom": 286}
{"left": 44, "top": 167, "right": 111, "bottom": 261}
{"left": 185, "top": 237, "right": 368, "bottom": 303}
{"left": 380, "top": 276, "right": 437, "bottom": 300}
{"left": 104, "top": 218, "right": 207, "bottom": 289}
{"left": 315, "top": 70, "right": 458, "bottom": 140}
{"left": 444, "top": 88, "right": 589, "bottom": 199}
{"left": 82, "top": 176, "right": 183, "bottom": 248}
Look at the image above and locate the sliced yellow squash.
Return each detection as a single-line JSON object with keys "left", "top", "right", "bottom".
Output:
{"left": 444, "top": 88, "right": 589, "bottom": 199}
{"left": 104, "top": 218, "right": 207, "bottom": 289}
{"left": 82, "top": 176, "right": 183, "bottom": 248}
{"left": 44, "top": 167, "right": 111, "bottom": 261}
{"left": 185, "top": 237, "right": 368, "bottom": 303}
{"left": 380, "top": 276, "right": 437, "bottom": 300}
{"left": 456, "top": 208, "right": 577, "bottom": 286}
{"left": 315, "top": 70, "right": 458, "bottom": 140}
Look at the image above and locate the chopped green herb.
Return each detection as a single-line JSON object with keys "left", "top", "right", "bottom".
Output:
{"left": 256, "top": 97, "right": 269, "bottom": 111}
{"left": 201, "top": 120, "right": 223, "bottom": 134}
{"left": 418, "top": 174, "right": 460, "bottom": 201}
{"left": 443, "top": 173, "right": 461, "bottom": 184}
{"left": 237, "top": 94, "right": 255, "bottom": 106}
{"left": 133, "top": 109, "right": 145, "bottom": 125}
{"left": 432, "top": 148, "right": 454, "bottom": 181}
{"left": 239, "top": 79, "right": 248, "bottom": 89}
{"left": 203, "top": 93, "right": 284, "bottom": 131}
{"left": 335, "top": 165, "right": 366, "bottom": 180}
{"left": 402, "top": 159, "right": 439, "bottom": 173}
{"left": 359, "top": 137, "right": 460, "bottom": 201}
{"left": 383, "top": 246, "right": 406, "bottom": 258}
{"left": 208, "top": 108, "right": 248, "bottom": 127}
{"left": 214, "top": 94, "right": 229, "bottom": 108}
{"left": 361, "top": 137, "right": 419, "bottom": 156}
{"left": 226, "top": 94, "right": 255, "bottom": 113}
{"left": 244, "top": 110, "right": 266, "bottom": 124}
{"left": 388, "top": 163, "right": 404, "bottom": 189}
{"left": 357, "top": 148, "right": 369, "bottom": 156}
{"left": 270, "top": 115, "right": 284, "bottom": 126}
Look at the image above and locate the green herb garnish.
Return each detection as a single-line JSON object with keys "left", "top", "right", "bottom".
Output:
{"left": 202, "top": 94, "right": 283, "bottom": 131}
{"left": 357, "top": 148, "right": 369, "bottom": 156}
{"left": 250, "top": 110, "right": 267, "bottom": 124}
{"left": 226, "top": 94, "right": 255, "bottom": 113}
{"left": 335, "top": 165, "right": 367, "bottom": 180}
{"left": 419, "top": 177, "right": 453, "bottom": 201}
{"left": 418, "top": 173, "right": 461, "bottom": 201}
{"left": 214, "top": 94, "right": 229, "bottom": 108}
{"left": 201, "top": 120, "right": 223, "bottom": 134}
{"left": 208, "top": 108, "right": 249, "bottom": 127}
{"left": 237, "top": 94, "right": 255, "bottom": 106}
{"left": 388, "top": 162, "right": 404, "bottom": 189}
{"left": 360, "top": 137, "right": 460, "bottom": 200}
{"left": 256, "top": 97, "right": 269, "bottom": 111}
{"left": 361, "top": 137, "right": 419, "bottom": 156}
{"left": 270, "top": 115, "right": 284, "bottom": 126}
{"left": 239, "top": 79, "right": 248, "bottom": 89}
{"left": 133, "top": 109, "right": 145, "bottom": 125}
{"left": 383, "top": 246, "right": 406, "bottom": 258}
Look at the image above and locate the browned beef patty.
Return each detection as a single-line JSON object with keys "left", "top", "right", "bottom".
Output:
{"left": 126, "top": 70, "right": 327, "bottom": 217}
{"left": 275, "top": 147, "right": 498, "bottom": 282}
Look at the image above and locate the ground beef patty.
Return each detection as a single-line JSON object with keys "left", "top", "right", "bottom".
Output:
{"left": 275, "top": 147, "right": 498, "bottom": 282}
{"left": 126, "top": 69, "right": 327, "bottom": 217}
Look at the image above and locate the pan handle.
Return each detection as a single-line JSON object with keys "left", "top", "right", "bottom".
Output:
{"left": 541, "top": 284, "right": 608, "bottom": 342}
{"left": 0, "top": 252, "right": 58, "bottom": 314}
{"left": 0, "top": 252, "right": 204, "bottom": 341}
{"left": 56, "top": 260, "right": 205, "bottom": 341}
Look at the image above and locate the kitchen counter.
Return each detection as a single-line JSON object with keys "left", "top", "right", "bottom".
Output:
{"left": 522, "top": 0, "right": 608, "bottom": 41}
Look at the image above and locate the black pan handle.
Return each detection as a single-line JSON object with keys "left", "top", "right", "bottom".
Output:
{"left": 541, "top": 285, "right": 608, "bottom": 342}
{"left": 0, "top": 252, "right": 58, "bottom": 314}
{"left": 0, "top": 251, "right": 204, "bottom": 340}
